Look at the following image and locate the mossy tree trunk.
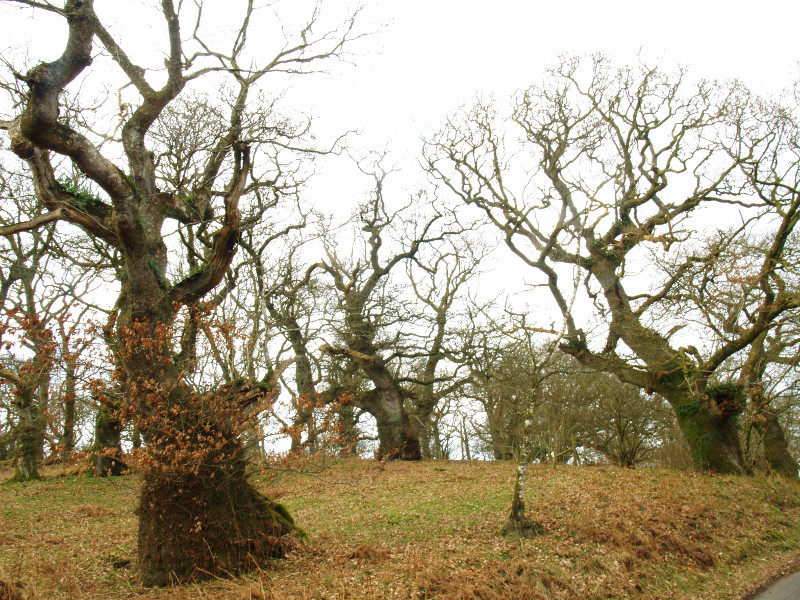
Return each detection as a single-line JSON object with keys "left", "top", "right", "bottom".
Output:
{"left": 116, "top": 249, "right": 300, "bottom": 584}
{"left": 740, "top": 332, "right": 799, "bottom": 478}
{"left": 670, "top": 392, "right": 746, "bottom": 474}
{"left": 10, "top": 385, "right": 40, "bottom": 482}
{"left": 92, "top": 394, "right": 126, "bottom": 476}
{"left": 363, "top": 367, "right": 422, "bottom": 460}
{"left": 133, "top": 377, "right": 297, "bottom": 586}
{"left": 113, "top": 165, "right": 299, "bottom": 584}
{"left": 137, "top": 455, "right": 296, "bottom": 587}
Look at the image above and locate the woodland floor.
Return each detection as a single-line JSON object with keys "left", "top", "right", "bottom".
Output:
{"left": 1, "top": 458, "right": 800, "bottom": 599}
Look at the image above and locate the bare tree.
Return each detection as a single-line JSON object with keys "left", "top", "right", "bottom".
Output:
{"left": 426, "top": 56, "right": 800, "bottom": 474}
{"left": 0, "top": 168, "right": 61, "bottom": 480}
{"left": 656, "top": 229, "right": 800, "bottom": 476}
{"left": 240, "top": 232, "right": 325, "bottom": 453}
{"left": 739, "top": 323, "right": 800, "bottom": 477}
{"left": 0, "top": 0, "right": 358, "bottom": 585}
{"left": 403, "top": 237, "right": 480, "bottom": 458}
{"left": 316, "top": 164, "right": 463, "bottom": 459}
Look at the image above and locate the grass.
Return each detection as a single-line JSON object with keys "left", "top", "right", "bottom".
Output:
{"left": 1, "top": 459, "right": 800, "bottom": 599}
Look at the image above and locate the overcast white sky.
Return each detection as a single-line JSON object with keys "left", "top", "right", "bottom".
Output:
{"left": 303, "top": 0, "right": 800, "bottom": 150}
{"left": 3, "top": 0, "right": 798, "bottom": 295}
{"left": 4, "top": 0, "right": 798, "bottom": 152}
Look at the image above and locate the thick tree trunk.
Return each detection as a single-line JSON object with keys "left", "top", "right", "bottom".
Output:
{"left": 92, "top": 398, "right": 126, "bottom": 476}
{"left": 362, "top": 367, "right": 421, "bottom": 461}
{"left": 136, "top": 415, "right": 295, "bottom": 586}
{"left": 373, "top": 401, "right": 422, "bottom": 460}
{"left": 11, "top": 388, "right": 40, "bottom": 482}
{"left": 563, "top": 329, "right": 749, "bottom": 474}
{"left": 755, "top": 408, "right": 799, "bottom": 478}
{"left": 671, "top": 395, "right": 746, "bottom": 474}
{"left": 132, "top": 383, "right": 297, "bottom": 586}
{"left": 62, "top": 370, "right": 77, "bottom": 455}
{"left": 119, "top": 302, "right": 298, "bottom": 585}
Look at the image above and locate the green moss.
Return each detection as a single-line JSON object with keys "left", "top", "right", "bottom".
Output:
{"left": 706, "top": 382, "right": 743, "bottom": 402}
{"left": 56, "top": 178, "right": 111, "bottom": 217}
{"left": 273, "top": 502, "right": 294, "bottom": 525}
{"left": 675, "top": 401, "right": 703, "bottom": 420}
{"left": 187, "top": 261, "right": 207, "bottom": 279}
{"left": 182, "top": 194, "right": 198, "bottom": 213}
{"left": 148, "top": 259, "right": 170, "bottom": 290}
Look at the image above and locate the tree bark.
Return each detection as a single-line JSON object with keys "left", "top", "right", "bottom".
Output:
{"left": 286, "top": 325, "right": 318, "bottom": 453}
{"left": 362, "top": 367, "right": 421, "bottom": 460}
{"left": 135, "top": 392, "right": 296, "bottom": 586}
{"left": 753, "top": 404, "right": 799, "bottom": 478}
{"left": 92, "top": 396, "right": 126, "bottom": 477}
{"left": 372, "top": 398, "right": 422, "bottom": 460}
{"left": 416, "top": 411, "right": 434, "bottom": 459}
{"left": 501, "top": 463, "right": 544, "bottom": 539}
{"left": 11, "top": 386, "right": 40, "bottom": 482}
{"left": 62, "top": 364, "right": 77, "bottom": 455}
{"left": 740, "top": 333, "right": 799, "bottom": 478}
{"left": 322, "top": 344, "right": 423, "bottom": 460}
{"left": 667, "top": 386, "right": 746, "bottom": 474}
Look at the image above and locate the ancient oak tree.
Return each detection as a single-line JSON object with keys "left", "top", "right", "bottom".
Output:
{"left": 0, "top": 0, "right": 357, "bottom": 585}
{"left": 426, "top": 57, "right": 800, "bottom": 474}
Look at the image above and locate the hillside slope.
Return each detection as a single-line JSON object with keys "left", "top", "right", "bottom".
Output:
{"left": 1, "top": 460, "right": 799, "bottom": 599}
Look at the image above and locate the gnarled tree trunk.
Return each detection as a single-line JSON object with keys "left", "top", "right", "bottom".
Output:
{"left": 756, "top": 408, "right": 799, "bottom": 477}
{"left": 92, "top": 394, "right": 126, "bottom": 476}
{"left": 669, "top": 393, "right": 745, "bottom": 474}
{"left": 1, "top": 0, "right": 358, "bottom": 584}
{"left": 11, "top": 385, "right": 40, "bottom": 482}
{"left": 120, "top": 309, "right": 298, "bottom": 585}
{"left": 740, "top": 332, "right": 799, "bottom": 478}
{"left": 358, "top": 364, "right": 421, "bottom": 460}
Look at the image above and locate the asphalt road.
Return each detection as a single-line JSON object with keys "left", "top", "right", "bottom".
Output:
{"left": 749, "top": 570, "right": 800, "bottom": 600}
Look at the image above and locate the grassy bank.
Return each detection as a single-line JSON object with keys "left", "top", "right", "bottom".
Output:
{"left": 1, "top": 459, "right": 799, "bottom": 599}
